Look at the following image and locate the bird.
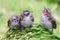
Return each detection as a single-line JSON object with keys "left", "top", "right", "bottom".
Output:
{"left": 20, "top": 10, "right": 34, "bottom": 28}
{"left": 40, "top": 8, "right": 57, "bottom": 32}
{"left": 8, "top": 14, "right": 21, "bottom": 30}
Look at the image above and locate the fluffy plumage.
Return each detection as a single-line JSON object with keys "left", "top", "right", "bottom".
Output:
{"left": 20, "top": 10, "right": 34, "bottom": 27}
{"left": 40, "top": 8, "right": 57, "bottom": 31}
{"left": 8, "top": 14, "right": 21, "bottom": 29}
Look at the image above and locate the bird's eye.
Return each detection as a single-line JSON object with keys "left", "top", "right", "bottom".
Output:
{"left": 27, "top": 13, "right": 29, "bottom": 15}
{"left": 24, "top": 12, "right": 30, "bottom": 16}
{"left": 14, "top": 19, "right": 16, "bottom": 20}
{"left": 16, "top": 20, "right": 19, "bottom": 22}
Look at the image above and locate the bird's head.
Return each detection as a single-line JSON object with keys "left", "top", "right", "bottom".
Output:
{"left": 42, "top": 8, "right": 51, "bottom": 16}
{"left": 9, "top": 15, "right": 20, "bottom": 26}
{"left": 10, "top": 15, "right": 20, "bottom": 22}
{"left": 23, "top": 10, "right": 31, "bottom": 16}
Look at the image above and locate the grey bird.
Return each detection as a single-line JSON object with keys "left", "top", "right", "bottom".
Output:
{"left": 8, "top": 14, "right": 21, "bottom": 29}
{"left": 40, "top": 8, "right": 57, "bottom": 32}
{"left": 20, "top": 10, "right": 34, "bottom": 28}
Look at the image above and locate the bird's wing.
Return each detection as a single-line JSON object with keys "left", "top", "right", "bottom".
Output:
{"left": 20, "top": 14, "right": 24, "bottom": 21}
{"left": 48, "top": 17, "right": 57, "bottom": 29}
{"left": 8, "top": 20, "right": 10, "bottom": 27}
{"left": 30, "top": 15, "right": 34, "bottom": 22}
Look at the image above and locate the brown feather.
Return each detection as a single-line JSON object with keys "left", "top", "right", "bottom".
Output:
{"left": 8, "top": 20, "right": 10, "bottom": 27}
{"left": 48, "top": 17, "right": 57, "bottom": 29}
{"left": 30, "top": 15, "right": 34, "bottom": 22}
{"left": 20, "top": 14, "right": 24, "bottom": 21}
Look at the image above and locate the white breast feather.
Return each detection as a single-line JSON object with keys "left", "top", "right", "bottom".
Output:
{"left": 40, "top": 15, "right": 52, "bottom": 29}
{"left": 21, "top": 16, "right": 33, "bottom": 27}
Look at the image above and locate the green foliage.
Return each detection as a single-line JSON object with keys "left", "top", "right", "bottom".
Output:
{"left": 1, "top": 24, "right": 60, "bottom": 40}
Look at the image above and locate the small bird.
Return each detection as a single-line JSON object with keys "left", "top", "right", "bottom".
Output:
{"left": 20, "top": 10, "right": 34, "bottom": 28}
{"left": 40, "top": 8, "right": 57, "bottom": 32}
{"left": 8, "top": 14, "right": 21, "bottom": 30}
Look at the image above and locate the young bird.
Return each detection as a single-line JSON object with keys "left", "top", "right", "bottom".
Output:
{"left": 20, "top": 10, "right": 34, "bottom": 27}
{"left": 40, "top": 8, "right": 57, "bottom": 32}
{"left": 8, "top": 14, "right": 21, "bottom": 30}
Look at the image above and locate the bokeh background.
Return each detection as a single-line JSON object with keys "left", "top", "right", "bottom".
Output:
{"left": 0, "top": 0, "right": 60, "bottom": 40}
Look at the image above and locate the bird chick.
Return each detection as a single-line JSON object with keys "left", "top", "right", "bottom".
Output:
{"left": 20, "top": 10, "right": 34, "bottom": 28}
{"left": 8, "top": 14, "right": 21, "bottom": 29}
{"left": 40, "top": 8, "right": 57, "bottom": 32}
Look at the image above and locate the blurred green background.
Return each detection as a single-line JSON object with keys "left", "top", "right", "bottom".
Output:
{"left": 0, "top": 0, "right": 60, "bottom": 40}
